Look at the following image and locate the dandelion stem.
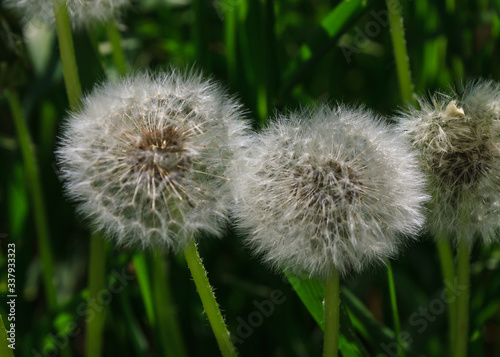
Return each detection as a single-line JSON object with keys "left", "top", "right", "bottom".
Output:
{"left": 435, "top": 234, "right": 457, "bottom": 355}
{"left": 107, "top": 20, "right": 127, "bottom": 76}
{"left": 323, "top": 269, "right": 340, "bottom": 357}
{"left": 183, "top": 241, "right": 237, "bottom": 357}
{"left": 152, "top": 252, "right": 188, "bottom": 357}
{"left": 386, "top": 260, "right": 405, "bottom": 357}
{"left": 85, "top": 233, "right": 107, "bottom": 357}
{"left": 455, "top": 239, "right": 470, "bottom": 357}
{"left": 52, "top": 0, "right": 83, "bottom": 108}
{"left": 5, "top": 89, "right": 58, "bottom": 311}
{"left": 385, "top": 0, "right": 414, "bottom": 103}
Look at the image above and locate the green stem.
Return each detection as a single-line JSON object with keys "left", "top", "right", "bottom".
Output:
{"left": 323, "top": 269, "right": 340, "bottom": 357}
{"left": 85, "top": 233, "right": 107, "bottom": 357}
{"left": 52, "top": 0, "right": 83, "bottom": 109}
{"left": 152, "top": 252, "right": 188, "bottom": 357}
{"left": 455, "top": 239, "right": 470, "bottom": 357}
{"left": 386, "top": 0, "right": 414, "bottom": 102}
{"left": 387, "top": 261, "right": 404, "bottom": 357}
{"left": 435, "top": 234, "right": 457, "bottom": 355}
{"left": 5, "top": 89, "right": 57, "bottom": 311}
{"left": 183, "top": 241, "right": 237, "bottom": 357}
{"left": 106, "top": 21, "right": 127, "bottom": 76}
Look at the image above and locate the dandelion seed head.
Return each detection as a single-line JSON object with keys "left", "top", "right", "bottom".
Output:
{"left": 232, "top": 105, "right": 428, "bottom": 277}
{"left": 4, "top": 0, "right": 132, "bottom": 29}
{"left": 398, "top": 79, "right": 500, "bottom": 245}
{"left": 57, "top": 70, "right": 248, "bottom": 251}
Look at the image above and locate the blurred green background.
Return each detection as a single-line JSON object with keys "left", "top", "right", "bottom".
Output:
{"left": 1, "top": 0, "right": 500, "bottom": 356}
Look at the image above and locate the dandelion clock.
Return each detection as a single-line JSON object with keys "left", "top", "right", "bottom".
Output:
{"left": 57, "top": 70, "right": 246, "bottom": 357}
{"left": 232, "top": 104, "right": 428, "bottom": 356}
{"left": 397, "top": 79, "right": 500, "bottom": 357}
{"left": 233, "top": 104, "right": 428, "bottom": 277}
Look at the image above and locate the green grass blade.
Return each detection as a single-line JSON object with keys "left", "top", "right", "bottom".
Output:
{"left": 0, "top": 314, "right": 15, "bottom": 357}
{"left": 285, "top": 273, "right": 370, "bottom": 356}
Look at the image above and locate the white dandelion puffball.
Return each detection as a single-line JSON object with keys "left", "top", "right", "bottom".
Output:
{"left": 232, "top": 105, "right": 428, "bottom": 277}
{"left": 4, "top": 0, "right": 131, "bottom": 28}
{"left": 398, "top": 79, "right": 500, "bottom": 246}
{"left": 57, "top": 71, "right": 248, "bottom": 251}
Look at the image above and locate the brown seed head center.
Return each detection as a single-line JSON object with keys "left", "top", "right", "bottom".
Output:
{"left": 132, "top": 126, "right": 189, "bottom": 179}
{"left": 291, "top": 159, "right": 363, "bottom": 208}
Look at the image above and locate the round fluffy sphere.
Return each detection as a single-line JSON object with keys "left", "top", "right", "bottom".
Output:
{"left": 231, "top": 105, "right": 428, "bottom": 277}
{"left": 57, "top": 71, "right": 248, "bottom": 251}
{"left": 4, "top": 0, "right": 131, "bottom": 28}
{"left": 397, "top": 79, "right": 500, "bottom": 246}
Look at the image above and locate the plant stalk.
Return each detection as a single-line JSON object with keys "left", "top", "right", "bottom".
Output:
{"left": 5, "top": 89, "right": 58, "bottom": 311}
{"left": 52, "top": 0, "right": 83, "bottom": 109}
{"left": 85, "top": 233, "right": 107, "bottom": 357}
{"left": 152, "top": 252, "right": 188, "bottom": 357}
{"left": 386, "top": 0, "right": 414, "bottom": 102}
{"left": 435, "top": 234, "right": 457, "bottom": 354}
{"left": 323, "top": 269, "right": 340, "bottom": 357}
{"left": 183, "top": 241, "right": 237, "bottom": 357}
{"left": 387, "top": 261, "right": 405, "bottom": 357}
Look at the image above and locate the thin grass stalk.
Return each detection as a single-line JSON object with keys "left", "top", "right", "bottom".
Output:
{"left": 51, "top": 4, "right": 103, "bottom": 357}
{"left": 85, "top": 233, "right": 107, "bottom": 357}
{"left": 106, "top": 21, "right": 127, "bottom": 76}
{"left": 387, "top": 261, "right": 405, "bottom": 357}
{"left": 385, "top": 0, "right": 414, "bottom": 103}
{"left": 152, "top": 253, "right": 188, "bottom": 357}
{"left": 132, "top": 254, "right": 155, "bottom": 327}
{"left": 5, "top": 89, "right": 58, "bottom": 311}
{"left": 183, "top": 241, "right": 237, "bottom": 357}
{"left": 435, "top": 234, "right": 457, "bottom": 355}
{"left": 52, "top": 0, "right": 82, "bottom": 108}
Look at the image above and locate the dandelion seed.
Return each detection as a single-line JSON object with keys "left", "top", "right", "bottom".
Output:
{"left": 4, "top": 0, "right": 132, "bottom": 28}
{"left": 231, "top": 104, "right": 428, "bottom": 277}
{"left": 397, "top": 79, "right": 500, "bottom": 246}
{"left": 57, "top": 70, "right": 248, "bottom": 251}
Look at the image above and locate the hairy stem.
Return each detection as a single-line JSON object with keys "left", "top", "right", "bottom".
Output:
{"left": 386, "top": 0, "right": 414, "bottom": 102}
{"left": 183, "top": 242, "right": 237, "bottom": 357}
